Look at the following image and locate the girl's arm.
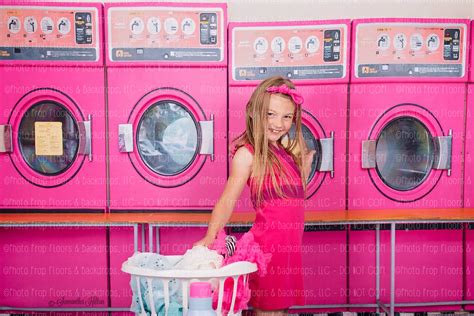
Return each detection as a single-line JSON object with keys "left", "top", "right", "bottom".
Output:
{"left": 194, "top": 146, "right": 253, "bottom": 247}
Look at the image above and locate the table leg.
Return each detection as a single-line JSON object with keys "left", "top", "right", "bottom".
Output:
{"left": 133, "top": 224, "right": 138, "bottom": 253}
{"left": 148, "top": 224, "right": 153, "bottom": 252}
{"left": 376, "top": 224, "right": 380, "bottom": 314}
{"left": 390, "top": 223, "right": 395, "bottom": 316}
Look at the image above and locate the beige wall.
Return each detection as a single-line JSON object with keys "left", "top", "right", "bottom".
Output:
{"left": 226, "top": 0, "right": 474, "bottom": 21}
{"left": 46, "top": 0, "right": 474, "bottom": 20}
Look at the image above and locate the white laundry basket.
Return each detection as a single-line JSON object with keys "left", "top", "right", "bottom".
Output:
{"left": 122, "top": 255, "right": 258, "bottom": 316}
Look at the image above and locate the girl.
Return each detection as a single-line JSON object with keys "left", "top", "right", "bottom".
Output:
{"left": 195, "top": 76, "right": 314, "bottom": 315}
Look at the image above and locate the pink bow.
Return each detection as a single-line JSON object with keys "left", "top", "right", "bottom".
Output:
{"left": 266, "top": 85, "right": 304, "bottom": 105}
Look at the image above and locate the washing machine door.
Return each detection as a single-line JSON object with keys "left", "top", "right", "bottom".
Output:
{"left": 1, "top": 88, "right": 91, "bottom": 187}
{"left": 361, "top": 103, "right": 452, "bottom": 202}
{"left": 119, "top": 88, "right": 213, "bottom": 188}
{"left": 285, "top": 109, "right": 334, "bottom": 199}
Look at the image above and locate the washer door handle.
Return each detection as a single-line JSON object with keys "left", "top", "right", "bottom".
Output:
{"left": 0, "top": 124, "right": 12, "bottom": 153}
{"left": 433, "top": 129, "right": 452, "bottom": 176}
{"left": 118, "top": 123, "right": 134, "bottom": 153}
{"left": 319, "top": 131, "right": 334, "bottom": 178}
{"left": 78, "top": 114, "right": 92, "bottom": 161}
{"left": 199, "top": 114, "right": 214, "bottom": 161}
{"left": 361, "top": 139, "right": 376, "bottom": 169}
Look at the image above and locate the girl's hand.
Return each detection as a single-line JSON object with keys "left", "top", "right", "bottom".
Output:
{"left": 193, "top": 235, "right": 215, "bottom": 248}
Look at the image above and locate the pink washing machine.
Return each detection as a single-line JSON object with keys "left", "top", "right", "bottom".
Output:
{"left": 348, "top": 18, "right": 468, "bottom": 312}
{"left": 466, "top": 21, "right": 474, "bottom": 209}
{"left": 229, "top": 21, "right": 350, "bottom": 311}
{"left": 466, "top": 38, "right": 474, "bottom": 207}
{"left": 105, "top": 2, "right": 227, "bottom": 309}
{"left": 106, "top": 2, "right": 227, "bottom": 211}
{"left": 0, "top": 2, "right": 108, "bottom": 311}
{"left": 465, "top": 20, "right": 474, "bottom": 311}
{"left": 0, "top": 2, "right": 106, "bottom": 211}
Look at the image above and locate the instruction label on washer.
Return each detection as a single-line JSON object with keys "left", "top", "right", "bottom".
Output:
{"left": 232, "top": 24, "right": 348, "bottom": 81}
{"left": 108, "top": 6, "right": 224, "bottom": 62}
{"left": 0, "top": 5, "right": 99, "bottom": 61}
{"left": 355, "top": 22, "right": 467, "bottom": 78}
{"left": 35, "top": 122, "right": 63, "bottom": 156}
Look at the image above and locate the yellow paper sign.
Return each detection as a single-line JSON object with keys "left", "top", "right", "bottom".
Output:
{"left": 35, "top": 122, "right": 63, "bottom": 156}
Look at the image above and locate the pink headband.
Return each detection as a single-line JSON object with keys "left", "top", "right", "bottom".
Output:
{"left": 266, "top": 85, "right": 304, "bottom": 105}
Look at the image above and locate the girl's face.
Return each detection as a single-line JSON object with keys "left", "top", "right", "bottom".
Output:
{"left": 266, "top": 94, "right": 295, "bottom": 145}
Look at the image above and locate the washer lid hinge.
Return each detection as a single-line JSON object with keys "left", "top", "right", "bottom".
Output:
{"left": 319, "top": 131, "right": 334, "bottom": 178}
{"left": 199, "top": 114, "right": 214, "bottom": 161}
{"left": 0, "top": 125, "right": 12, "bottom": 153}
{"left": 362, "top": 139, "right": 376, "bottom": 169}
{"left": 433, "top": 129, "right": 452, "bottom": 176}
{"left": 78, "top": 115, "right": 93, "bottom": 161}
{"left": 118, "top": 123, "right": 134, "bottom": 153}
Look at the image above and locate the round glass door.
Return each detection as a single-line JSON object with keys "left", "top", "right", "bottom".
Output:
{"left": 136, "top": 100, "right": 199, "bottom": 176}
{"left": 18, "top": 101, "right": 79, "bottom": 176}
{"left": 375, "top": 117, "right": 434, "bottom": 191}
{"left": 281, "top": 109, "right": 330, "bottom": 199}
{"left": 287, "top": 124, "right": 320, "bottom": 183}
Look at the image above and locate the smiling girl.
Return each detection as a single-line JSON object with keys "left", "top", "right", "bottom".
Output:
{"left": 196, "top": 76, "right": 315, "bottom": 315}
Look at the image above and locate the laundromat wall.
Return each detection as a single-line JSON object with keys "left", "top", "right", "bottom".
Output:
{"left": 88, "top": 0, "right": 473, "bottom": 19}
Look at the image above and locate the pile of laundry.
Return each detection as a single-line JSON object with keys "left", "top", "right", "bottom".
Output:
{"left": 127, "top": 230, "right": 271, "bottom": 316}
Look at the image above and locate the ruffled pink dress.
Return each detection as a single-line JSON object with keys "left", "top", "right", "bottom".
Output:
{"left": 242, "top": 143, "right": 305, "bottom": 310}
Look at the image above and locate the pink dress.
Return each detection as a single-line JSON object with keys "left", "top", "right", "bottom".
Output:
{"left": 243, "top": 143, "right": 305, "bottom": 310}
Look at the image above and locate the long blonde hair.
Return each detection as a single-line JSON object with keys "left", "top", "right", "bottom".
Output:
{"left": 232, "top": 76, "right": 307, "bottom": 206}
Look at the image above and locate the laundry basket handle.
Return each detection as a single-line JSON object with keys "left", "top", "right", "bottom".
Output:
{"left": 122, "top": 260, "right": 257, "bottom": 279}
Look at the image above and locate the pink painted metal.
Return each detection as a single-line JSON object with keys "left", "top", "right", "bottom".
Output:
{"left": 464, "top": 20, "right": 474, "bottom": 311}
{"left": 351, "top": 18, "right": 470, "bottom": 83}
{"left": 104, "top": 2, "right": 227, "bottom": 68}
{"left": 106, "top": 3, "right": 228, "bottom": 211}
{"left": 301, "top": 227, "right": 348, "bottom": 312}
{"left": 108, "top": 226, "right": 208, "bottom": 309}
{"left": 0, "top": 1, "right": 106, "bottom": 210}
{"left": 159, "top": 227, "right": 208, "bottom": 255}
{"left": 229, "top": 20, "right": 350, "bottom": 86}
{"left": 349, "top": 226, "right": 463, "bottom": 311}
{"left": 0, "top": 226, "right": 108, "bottom": 309}
{"left": 0, "top": 2, "right": 104, "bottom": 67}
{"left": 108, "top": 226, "right": 141, "bottom": 308}
{"left": 0, "top": 2, "right": 108, "bottom": 311}
{"left": 348, "top": 18, "right": 468, "bottom": 312}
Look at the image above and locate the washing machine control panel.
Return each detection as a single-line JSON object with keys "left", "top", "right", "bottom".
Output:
{"left": 231, "top": 23, "right": 349, "bottom": 81}
{"left": 0, "top": 5, "right": 100, "bottom": 61}
{"left": 107, "top": 6, "right": 225, "bottom": 62}
{"left": 354, "top": 22, "right": 468, "bottom": 78}
{"left": 199, "top": 13, "right": 218, "bottom": 45}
